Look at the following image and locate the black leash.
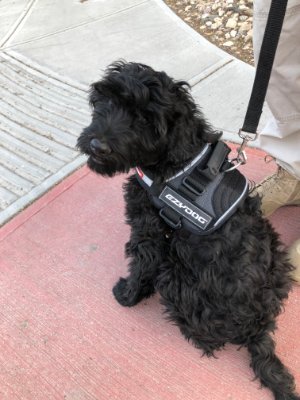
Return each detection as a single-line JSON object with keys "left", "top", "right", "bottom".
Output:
{"left": 230, "top": 0, "right": 288, "bottom": 169}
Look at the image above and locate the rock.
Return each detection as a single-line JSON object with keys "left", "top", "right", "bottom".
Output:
{"left": 239, "top": 21, "right": 252, "bottom": 32}
{"left": 243, "top": 8, "right": 253, "bottom": 16}
{"left": 211, "top": 21, "right": 223, "bottom": 30}
{"left": 223, "top": 40, "right": 234, "bottom": 47}
{"left": 226, "top": 17, "right": 237, "bottom": 29}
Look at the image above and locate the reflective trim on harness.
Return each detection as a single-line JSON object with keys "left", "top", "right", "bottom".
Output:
{"left": 136, "top": 166, "right": 153, "bottom": 187}
{"left": 166, "top": 144, "right": 210, "bottom": 182}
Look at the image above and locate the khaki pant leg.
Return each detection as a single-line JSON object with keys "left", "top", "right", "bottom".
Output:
{"left": 253, "top": 0, "right": 300, "bottom": 178}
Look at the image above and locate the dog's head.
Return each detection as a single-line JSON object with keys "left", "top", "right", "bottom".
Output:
{"left": 77, "top": 61, "right": 218, "bottom": 177}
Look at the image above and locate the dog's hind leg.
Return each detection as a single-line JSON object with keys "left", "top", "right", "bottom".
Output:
{"left": 247, "top": 333, "right": 299, "bottom": 400}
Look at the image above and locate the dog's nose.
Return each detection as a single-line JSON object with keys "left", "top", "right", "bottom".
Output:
{"left": 89, "top": 138, "right": 111, "bottom": 155}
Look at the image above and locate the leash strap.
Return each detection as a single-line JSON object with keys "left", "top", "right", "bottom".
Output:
{"left": 230, "top": 0, "right": 288, "bottom": 168}
{"left": 242, "top": 0, "right": 288, "bottom": 135}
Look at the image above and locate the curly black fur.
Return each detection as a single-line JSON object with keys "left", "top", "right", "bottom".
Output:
{"left": 77, "top": 61, "right": 299, "bottom": 400}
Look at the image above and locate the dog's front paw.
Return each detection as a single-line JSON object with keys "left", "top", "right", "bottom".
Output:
{"left": 113, "top": 278, "right": 140, "bottom": 307}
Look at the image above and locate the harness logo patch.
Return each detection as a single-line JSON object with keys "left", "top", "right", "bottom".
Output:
{"left": 159, "top": 186, "right": 212, "bottom": 230}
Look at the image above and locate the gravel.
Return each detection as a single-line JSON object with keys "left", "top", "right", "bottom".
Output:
{"left": 164, "top": 0, "right": 254, "bottom": 65}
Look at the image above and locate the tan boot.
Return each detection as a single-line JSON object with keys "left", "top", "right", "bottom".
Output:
{"left": 288, "top": 239, "right": 300, "bottom": 284}
{"left": 254, "top": 167, "right": 300, "bottom": 216}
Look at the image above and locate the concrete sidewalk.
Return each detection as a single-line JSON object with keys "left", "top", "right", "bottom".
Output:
{"left": 0, "top": 0, "right": 271, "bottom": 225}
{"left": 1, "top": 0, "right": 271, "bottom": 131}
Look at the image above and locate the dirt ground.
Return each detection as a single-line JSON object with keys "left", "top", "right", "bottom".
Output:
{"left": 164, "top": 0, "right": 254, "bottom": 65}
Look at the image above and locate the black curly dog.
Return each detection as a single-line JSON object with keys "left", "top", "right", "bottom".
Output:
{"left": 77, "top": 61, "right": 299, "bottom": 400}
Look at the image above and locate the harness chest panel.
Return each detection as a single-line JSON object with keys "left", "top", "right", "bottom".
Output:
{"left": 136, "top": 141, "right": 249, "bottom": 235}
{"left": 159, "top": 186, "right": 213, "bottom": 230}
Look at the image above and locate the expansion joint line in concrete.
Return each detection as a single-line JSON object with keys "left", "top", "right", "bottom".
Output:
{"left": 0, "top": 0, "right": 39, "bottom": 48}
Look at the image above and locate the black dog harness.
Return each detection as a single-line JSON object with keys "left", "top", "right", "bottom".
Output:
{"left": 135, "top": 141, "right": 249, "bottom": 235}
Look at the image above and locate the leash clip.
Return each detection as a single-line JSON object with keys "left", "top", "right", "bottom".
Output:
{"left": 226, "top": 130, "right": 258, "bottom": 172}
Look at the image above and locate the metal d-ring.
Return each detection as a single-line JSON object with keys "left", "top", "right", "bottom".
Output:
{"left": 225, "top": 129, "right": 257, "bottom": 172}
{"left": 225, "top": 153, "right": 246, "bottom": 172}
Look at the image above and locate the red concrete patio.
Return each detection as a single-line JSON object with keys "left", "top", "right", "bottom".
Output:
{"left": 0, "top": 146, "right": 299, "bottom": 400}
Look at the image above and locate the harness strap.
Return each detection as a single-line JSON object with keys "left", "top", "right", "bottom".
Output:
{"left": 159, "top": 207, "right": 181, "bottom": 230}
